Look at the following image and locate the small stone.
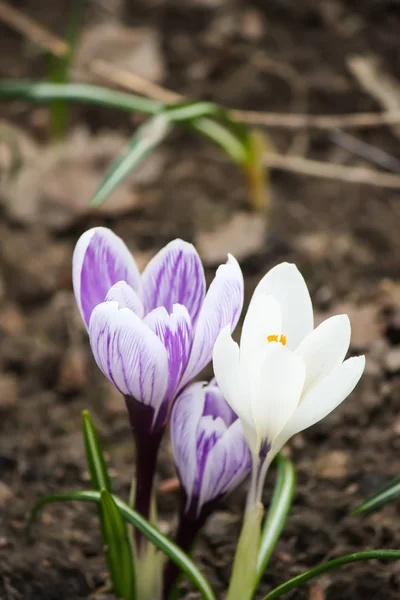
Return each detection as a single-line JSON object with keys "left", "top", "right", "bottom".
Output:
{"left": 0, "top": 481, "right": 14, "bottom": 505}
{"left": 241, "top": 9, "right": 265, "bottom": 40}
{"left": 384, "top": 348, "right": 400, "bottom": 374}
{"left": 316, "top": 450, "right": 349, "bottom": 479}
{"left": 0, "top": 374, "right": 18, "bottom": 411}
{"left": 58, "top": 347, "right": 88, "bottom": 394}
{"left": 0, "top": 305, "right": 26, "bottom": 335}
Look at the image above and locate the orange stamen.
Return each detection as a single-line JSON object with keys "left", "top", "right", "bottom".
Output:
{"left": 267, "top": 334, "right": 287, "bottom": 346}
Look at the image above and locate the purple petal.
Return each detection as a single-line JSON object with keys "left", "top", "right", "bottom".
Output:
{"left": 141, "top": 239, "right": 205, "bottom": 324}
{"left": 203, "top": 385, "right": 237, "bottom": 426}
{"left": 105, "top": 281, "right": 144, "bottom": 318}
{"left": 73, "top": 227, "right": 141, "bottom": 328}
{"left": 199, "top": 420, "right": 251, "bottom": 510}
{"left": 180, "top": 254, "right": 244, "bottom": 389}
{"left": 171, "top": 382, "right": 206, "bottom": 502}
{"left": 144, "top": 304, "right": 193, "bottom": 405}
{"left": 88, "top": 301, "right": 169, "bottom": 422}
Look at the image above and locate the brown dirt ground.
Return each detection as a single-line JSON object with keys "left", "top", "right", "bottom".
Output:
{"left": 1, "top": 1, "right": 400, "bottom": 599}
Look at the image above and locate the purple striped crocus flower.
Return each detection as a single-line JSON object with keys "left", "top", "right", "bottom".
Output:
{"left": 72, "top": 227, "right": 244, "bottom": 532}
{"left": 164, "top": 380, "right": 251, "bottom": 594}
{"left": 73, "top": 227, "right": 244, "bottom": 431}
{"left": 171, "top": 380, "right": 251, "bottom": 518}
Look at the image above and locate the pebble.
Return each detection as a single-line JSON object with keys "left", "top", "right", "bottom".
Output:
{"left": 58, "top": 346, "right": 88, "bottom": 394}
{"left": 384, "top": 347, "right": 400, "bottom": 374}
{"left": 0, "top": 373, "right": 18, "bottom": 411}
{"left": 0, "top": 481, "right": 14, "bottom": 505}
{"left": 316, "top": 450, "right": 349, "bottom": 479}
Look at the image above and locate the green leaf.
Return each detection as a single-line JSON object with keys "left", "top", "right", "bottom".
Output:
{"left": 90, "top": 113, "right": 171, "bottom": 207}
{"left": 354, "top": 475, "right": 400, "bottom": 514}
{"left": 0, "top": 81, "right": 162, "bottom": 114}
{"left": 48, "top": 0, "right": 88, "bottom": 138}
{"left": 100, "top": 489, "right": 136, "bottom": 600}
{"left": 256, "top": 455, "right": 296, "bottom": 589}
{"left": 261, "top": 550, "right": 400, "bottom": 600}
{"left": 82, "top": 410, "right": 111, "bottom": 492}
{"left": 29, "top": 490, "right": 216, "bottom": 600}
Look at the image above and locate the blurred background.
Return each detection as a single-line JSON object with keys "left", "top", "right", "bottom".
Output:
{"left": 0, "top": 1, "right": 400, "bottom": 599}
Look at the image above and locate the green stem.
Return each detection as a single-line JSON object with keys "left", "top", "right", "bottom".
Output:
{"left": 225, "top": 502, "right": 264, "bottom": 600}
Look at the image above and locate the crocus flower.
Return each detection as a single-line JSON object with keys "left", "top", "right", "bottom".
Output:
{"left": 214, "top": 262, "right": 366, "bottom": 600}
{"left": 164, "top": 380, "right": 251, "bottom": 596}
{"left": 171, "top": 380, "right": 251, "bottom": 519}
{"left": 213, "top": 261, "right": 365, "bottom": 500}
{"left": 73, "top": 227, "right": 244, "bottom": 432}
{"left": 73, "top": 227, "right": 244, "bottom": 536}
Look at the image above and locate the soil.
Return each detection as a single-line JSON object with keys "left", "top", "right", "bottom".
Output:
{"left": 1, "top": 1, "right": 400, "bottom": 599}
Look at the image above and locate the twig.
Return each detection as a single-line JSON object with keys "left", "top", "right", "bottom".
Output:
{"left": 265, "top": 153, "right": 400, "bottom": 189}
{"left": 89, "top": 59, "right": 182, "bottom": 104}
{"left": 347, "top": 55, "right": 400, "bottom": 138}
{"left": 0, "top": 1, "right": 69, "bottom": 57}
{"left": 88, "top": 59, "right": 400, "bottom": 131}
{"left": 330, "top": 129, "right": 400, "bottom": 173}
{"left": 89, "top": 59, "right": 400, "bottom": 189}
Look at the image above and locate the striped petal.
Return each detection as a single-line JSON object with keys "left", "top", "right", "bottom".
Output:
{"left": 144, "top": 304, "right": 193, "bottom": 405}
{"left": 141, "top": 239, "right": 205, "bottom": 324}
{"left": 73, "top": 227, "right": 141, "bottom": 327}
{"left": 105, "top": 281, "right": 144, "bottom": 318}
{"left": 180, "top": 254, "right": 244, "bottom": 388}
{"left": 199, "top": 419, "right": 251, "bottom": 511}
{"left": 89, "top": 301, "right": 169, "bottom": 421}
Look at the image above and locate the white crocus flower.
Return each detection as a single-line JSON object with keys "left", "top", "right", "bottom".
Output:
{"left": 213, "top": 262, "right": 365, "bottom": 494}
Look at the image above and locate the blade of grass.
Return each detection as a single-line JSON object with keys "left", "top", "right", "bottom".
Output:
{"left": 82, "top": 411, "right": 135, "bottom": 598}
{"left": 0, "top": 81, "right": 266, "bottom": 204}
{"left": 0, "top": 81, "right": 162, "bottom": 114}
{"left": 256, "top": 455, "right": 296, "bottom": 590}
{"left": 261, "top": 550, "right": 400, "bottom": 600}
{"left": 82, "top": 410, "right": 111, "bottom": 492}
{"left": 48, "top": 0, "right": 87, "bottom": 137}
{"left": 354, "top": 475, "right": 400, "bottom": 514}
{"left": 29, "top": 490, "right": 216, "bottom": 600}
{"left": 90, "top": 112, "right": 171, "bottom": 207}
{"left": 100, "top": 489, "right": 136, "bottom": 600}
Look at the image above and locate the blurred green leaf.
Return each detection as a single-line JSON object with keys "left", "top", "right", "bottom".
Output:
{"left": 48, "top": 0, "right": 87, "bottom": 137}
{"left": 0, "top": 81, "right": 162, "bottom": 114}
{"left": 29, "top": 490, "right": 216, "bottom": 600}
{"left": 0, "top": 80, "right": 267, "bottom": 207}
{"left": 90, "top": 112, "right": 171, "bottom": 207}
{"left": 256, "top": 455, "right": 296, "bottom": 589}
{"left": 82, "top": 410, "right": 111, "bottom": 492}
{"left": 100, "top": 489, "right": 136, "bottom": 600}
{"left": 261, "top": 550, "right": 400, "bottom": 600}
{"left": 354, "top": 475, "right": 400, "bottom": 514}
{"left": 82, "top": 411, "right": 135, "bottom": 598}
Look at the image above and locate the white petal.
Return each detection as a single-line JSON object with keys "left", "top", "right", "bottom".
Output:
{"left": 179, "top": 254, "right": 244, "bottom": 388}
{"left": 252, "top": 262, "right": 313, "bottom": 349}
{"left": 73, "top": 227, "right": 141, "bottom": 328}
{"left": 212, "top": 326, "right": 256, "bottom": 450}
{"left": 240, "top": 294, "right": 282, "bottom": 361}
{"left": 89, "top": 301, "right": 169, "bottom": 419}
{"left": 249, "top": 344, "right": 306, "bottom": 446}
{"left": 270, "top": 355, "right": 366, "bottom": 459}
{"left": 295, "top": 314, "right": 351, "bottom": 395}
